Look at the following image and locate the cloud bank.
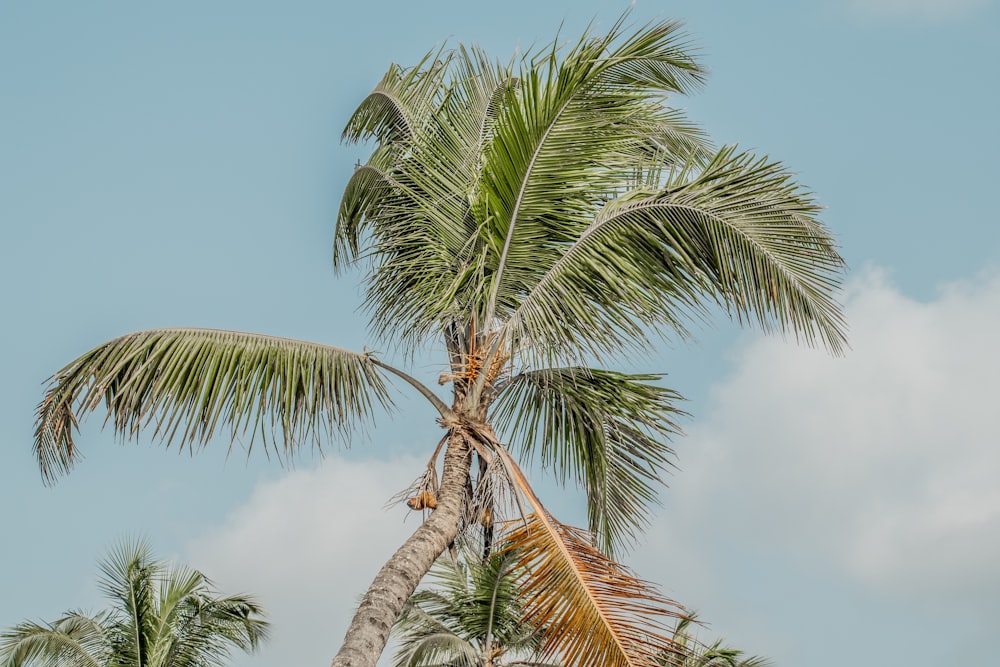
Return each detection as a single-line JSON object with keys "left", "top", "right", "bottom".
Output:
{"left": 186, "top": 455, "right": 424, "bottom": 667}
{"left": 633, "top": 267, "right": 1000, "bottom": 660}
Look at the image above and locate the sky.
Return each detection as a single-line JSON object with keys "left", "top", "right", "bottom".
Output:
{"left": 1, "top": 1, "right": 997, "bottom": 666}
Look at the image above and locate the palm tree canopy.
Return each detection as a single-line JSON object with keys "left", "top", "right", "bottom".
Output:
{"left": 0, "top": 539, "right": 269, "bottom": 667}
{"left": 32, "top": 11, "right": 847, "bottom": 667}
{"left": 661, "top": 616, "right": 772, "bottom": 667}
{"left": 391, "top": 548, "right": 556, "bottom": 667}
{"left": 335, "top": 17, "right": 845, "bottom": 367}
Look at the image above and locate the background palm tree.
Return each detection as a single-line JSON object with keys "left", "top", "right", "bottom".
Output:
{"left": 32, "top": 11, "right": 846, "bottom": 667}
{"left": 661, "top": 616, "right": 770, "bottom": 667}
{"left": 391, "top": 547, "right": 557, "bottom": 667}
{"left": 0, "top": 539, "right": 268, "bottom": 667}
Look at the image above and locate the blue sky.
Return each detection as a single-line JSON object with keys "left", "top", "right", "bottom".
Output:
{"left": 1, "top": 1, "right": 998, "bottom": 666}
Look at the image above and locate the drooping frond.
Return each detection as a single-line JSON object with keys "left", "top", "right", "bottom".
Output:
{"left": 157, "top": 591, "right": 270, "bottom": 667}
{"left": 0, "top": 614, "right": 109, "bottom": 667}
{"left": 661, "top": 616, "right": 772, "bottom": 667}
{"left": 493, "top": 368, "right": 685, "bottom": 556}
{"left": 503, "top": 513, "right": 689, "bottom": 667}
{"left": 34, "top": 328, "right": 394, "bottom": 483}
{"left": 392, "top": 622, "right": 479, "bottom": 667}
{"left": 502, "top": 146, "right": 846, "bottom": 363}
{"left": 335, "top": 145, "right": 401, "bottom": 267}
{"left": 342, "top": 47, "right": 451, "bottom": 146}
{"left": 494, "top": 447, "right": 691, "bottom": 667}
{"left": 590, "top": 16, "right": 704, "bottom": 95}
{"left": 350, "top": 49, "right": 521, "bottom": 349}
{"left": 392, "top": 547, "right": 549, "bottom": 667}
{"left": 392, "top": 589, "right": 481, "bottom": 667}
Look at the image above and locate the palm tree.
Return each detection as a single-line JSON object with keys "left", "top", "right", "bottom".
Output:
{"left": 391, "top": 548, "right": 557, "bottom": 667}
{"left": 661, "top": 617, "right": 770, "bottom": 667}
{"left": 0, "top": 539, "right": 268, "bottom": 667}
{"left": 32, "top": 11, "right": 847, "bottom": 667}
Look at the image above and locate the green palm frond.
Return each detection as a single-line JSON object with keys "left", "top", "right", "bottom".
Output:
{"left": 0, "top": 614, "right": 109, "bottom": 667}
{"left": 98, "top": 540, "right": 158, "bottom": 667}
{"left": 335, "top": 144, "right": 401, "bottom": 267}
{"left": 661, "top": 616, "right": 771, "bottom": 667}
{"left": 392, "top": 628, "right": 479, "bottom": 667}
{"left": 342, "top": 47, "right": 451, "bottom": 146}
{"left": 34, "top": 328, "right": 395, "bottom": 483}
{"left": 159, "top": 593, "right": 269, "bottom": 667}
{"left": 494, "top": 368, "right": 685, "bottom": 555}
{"left": 591, "top": 16, "right": 704, "bottom": 95}
{"left": 393, "top": 593, "right": 479, "bottom": 667}
{"left": 392, "top": 547, "right": 548, "bottom": 667}
{"left": 502, "top": 146, "right": 846, "bottom": 363}
{"left": 150, "top": 560, "right": 267, "bottom": 667}
{"left": 346, "top": 48, "right": 520, "bottom": 347}
{"left": 479, "top": 17, "right": 706, "bottom": 326}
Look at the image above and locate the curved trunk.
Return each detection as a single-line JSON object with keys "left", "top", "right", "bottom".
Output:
{"left": 330, "top": 431, "right": 472, "bottom": 667}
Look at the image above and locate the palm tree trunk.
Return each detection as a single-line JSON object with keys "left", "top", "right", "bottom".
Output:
{"left": 330, "top": 430, "right": 472, "bottom": 667}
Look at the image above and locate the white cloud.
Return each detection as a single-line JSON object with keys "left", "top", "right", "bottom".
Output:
{"left": 848, "top": 0, "right": 989, "bottom": 21}
{"left": 186, "top": 454, "right": 427, "bottom": 667}
{"left": 637, "top": 267, "right": 1000, "bottom": 609}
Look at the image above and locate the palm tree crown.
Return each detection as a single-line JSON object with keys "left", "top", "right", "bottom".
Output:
{"left": 32, "top": 12, "right": 846, "bottom": 667}
{"left": 661, "top": 617, "right": 771, "bottom": 667}
{"left": 391, "top": 549, "right": 556, "bottom": 667}
{"left": 0, "top": 539, "right": 269, "bottom": 667}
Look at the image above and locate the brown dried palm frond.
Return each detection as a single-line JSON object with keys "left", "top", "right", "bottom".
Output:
{"left": 503, "top": 513, "right": 691, "bottom": 667}
{"left": 387, "top": 435, "right": 446, "bottom": 511}
{"left": 493, "top": 446, "right": 691, "bottom": 667}
{"left": 460, "top": 448, "right": 525, "bottom": 537}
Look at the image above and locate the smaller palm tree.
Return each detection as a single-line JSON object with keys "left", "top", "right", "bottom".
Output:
{"left": 0, "top": 538, "right": 269, "bottom": 667}
{"left": 391, "top": 547, "right": 558, "bottom": 667}
{"left": 661, "top": 616, "right": 770, "bottom": 667}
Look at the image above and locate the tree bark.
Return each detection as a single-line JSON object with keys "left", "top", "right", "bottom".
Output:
{"left": 330, "top": 430, "right": 471, "bottom": 667}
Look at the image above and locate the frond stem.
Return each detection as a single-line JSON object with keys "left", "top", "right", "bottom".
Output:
{"left": 369, "top": 358, "right": 454, "bottom": 420}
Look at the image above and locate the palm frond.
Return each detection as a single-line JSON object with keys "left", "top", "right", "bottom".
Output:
{"left": 0, "top": 614, "right": 108, "bottom": 667}
{"left": 153, "top": 561, "right": 267, "bottom": 667}
{"left": 393, "top": 630, "right": 479, "bottom": 667}
{"left": 392, "top": 593, "right": 479, "bottom": 667}
{"left": 594, "top": 17, "right": 704, "bottom": 95}
{"left": 160, "top": 593, "right": 269, "bottom": 667}
{"left": 354, "top": 50, "right": 520, "bottom": 350}
{"left": 502, "top": 146, "right": 846, "bottom": 363}
{"left": 494, "top": 368, "right": 686, "bottom": 556}
{"left": 495, "top": 447, "right": 691, "bottom": 667}
{"left": 34, "top": 328, "right": 394, "bottom": 483}
{"left": 392, "top": 546, "right": 545, "bottom": 667}
{"left": 335, "top": 145, "right": 400, "bottom": 268}
{"left": 503, "top": 513, "right": 689, "bottom": 667}
{"left": 342, "top": 47, "right": 451, "bottom": 146}
{"left": 479, "top": 15, "right": 706, "bottom": 326}
{"left": 661, "top": 615, "right": 772, "bottom": 667}
{"left": 97, "top": 539, "right": 158, "bottom": 667}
